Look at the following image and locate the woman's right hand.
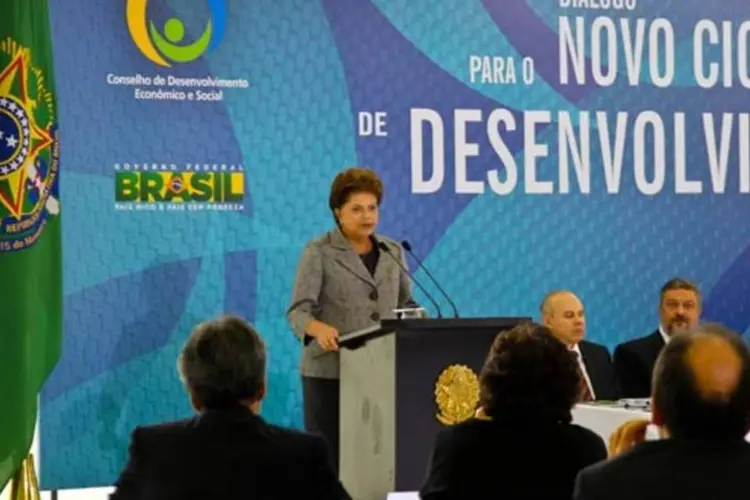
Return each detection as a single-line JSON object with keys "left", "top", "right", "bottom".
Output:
{"left": 307, "top": 321, "right": 339, "bottom": 351}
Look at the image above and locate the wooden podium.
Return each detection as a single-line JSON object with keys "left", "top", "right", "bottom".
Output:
{"left": 337, "top": 317, "right": 529, "bottom": 500}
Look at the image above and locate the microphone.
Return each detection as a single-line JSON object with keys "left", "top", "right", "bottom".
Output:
{"left": 401, "top": 240, "right": 460, "bottom": 318}
{"left": 376, "top": 240, "right": 443, "bottom": 319}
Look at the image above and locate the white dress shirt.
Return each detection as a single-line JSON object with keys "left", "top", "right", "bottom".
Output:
{"left": 572, "top": 343, "right": 596, "bottom": 399}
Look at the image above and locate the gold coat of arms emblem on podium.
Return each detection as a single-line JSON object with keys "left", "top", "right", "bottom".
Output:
{"left": 434, "top": 364, "right": 480, "bottom": 425}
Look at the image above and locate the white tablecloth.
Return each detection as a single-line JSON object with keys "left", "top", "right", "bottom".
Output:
{"left": 572, "top": 402, "right": 750, "bottom": 444}
{"left": 571, "top": 403, "right": 656, "bottom": 442}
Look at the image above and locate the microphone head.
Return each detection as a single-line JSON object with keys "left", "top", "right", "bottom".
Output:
{"left": 377, "top": 241, "right": 390, "bottom": 252}
{"left": 401, "top": 240, "right": 412, "bottom": 252}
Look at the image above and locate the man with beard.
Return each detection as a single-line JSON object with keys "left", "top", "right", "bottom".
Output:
{"left": 614, "top": 278, "right": 702, "bottom": 398}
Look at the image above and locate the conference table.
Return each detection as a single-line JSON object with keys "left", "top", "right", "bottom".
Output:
{"left": 572, "top": 402, "right": 750, "bottom": 443}
{"left": 571, "top": 401, "right": 655, "bottom": 441}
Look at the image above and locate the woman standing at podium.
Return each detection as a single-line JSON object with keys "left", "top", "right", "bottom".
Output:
{"left": 287, "top": 167, "right": 418, "bottom": 473}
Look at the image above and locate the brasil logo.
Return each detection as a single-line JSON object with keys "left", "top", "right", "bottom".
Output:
{"left": 126, "top": 0, "right": 226, "bottom": 67}
{"left": 114, "top": 164, "right": 245, "bottom": 212}
{"left": 0, "top": 38, "right": 60, "bottom": 252}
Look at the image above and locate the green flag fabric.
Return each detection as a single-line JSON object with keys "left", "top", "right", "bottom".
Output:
{"left": 0, "top": 1, "right": 62, "bottom": 491}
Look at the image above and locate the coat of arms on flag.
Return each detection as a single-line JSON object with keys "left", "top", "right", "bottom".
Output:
{"left": 0, "top": 37, "right": 60, "bottom": 252}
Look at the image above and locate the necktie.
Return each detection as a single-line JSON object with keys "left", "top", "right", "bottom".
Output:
{"left": 575, "top": 352, "right": 594, "bottom": 403}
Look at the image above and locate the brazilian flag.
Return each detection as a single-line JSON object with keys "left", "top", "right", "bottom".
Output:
{"left": 0, "top": 0, "right": 62, "bottom": 492}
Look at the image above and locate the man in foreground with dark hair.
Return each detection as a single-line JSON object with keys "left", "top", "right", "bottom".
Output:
{"left": 110, "top": 315, "right": 350, "bottom": 500}
{"left": 574, "top": 323, "right": 750, "bottom": 500}
{"left": 420, "top": 322, "right": 606, "bottom": 499}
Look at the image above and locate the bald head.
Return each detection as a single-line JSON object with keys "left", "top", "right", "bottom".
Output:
{"left": 686, "top": 334, "right": 742, "bottom": 402}
{"left": 652, "top": 323, "right": 750, "bottom": 441}
{"left": 541, "top": 290, "right": 585, "bottom": 346}
{"left": 541, "top": 290, "right": 573, "bottom": 314}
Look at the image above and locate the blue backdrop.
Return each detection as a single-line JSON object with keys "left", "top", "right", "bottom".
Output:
{"left": 41, "top": 0, "right": 750, "bottom": 488}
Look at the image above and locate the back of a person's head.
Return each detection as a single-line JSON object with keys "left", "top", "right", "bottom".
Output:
{"left": 479, "top": 322, "right": 579, "bottom": 423}
{"left": 178, "top": 315, "right": 266, "bottom": 410}
{"left": 652, "top": 322, "right": 750, "bottom": 441}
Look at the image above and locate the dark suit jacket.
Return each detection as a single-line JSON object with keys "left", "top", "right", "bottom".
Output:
{"left": 420, "top": 418, "right": 607, "bottom": 500}
{"left": 110, "top": 406, "right": 351, "bottom": 500}
{"left": 613, "top": 330, "right": 665, "bottom": 398}
{"left": 574, "top": 438, "right": 750, "bottom": 500}
{"left": 578, "top": 340, "right": 619, "bottom": 401}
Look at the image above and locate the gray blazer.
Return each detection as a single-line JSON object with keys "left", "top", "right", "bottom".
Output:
{"left": 287, "top": 228, "right": 417, "bottom": 379}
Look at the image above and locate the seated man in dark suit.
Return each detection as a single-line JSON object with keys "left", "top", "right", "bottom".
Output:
{"left": 541, "top": 290, "right": 619, "bottom": 401}
{"left": 574, "top": 323, "right": 750, "bottom": 500}
{"left": 420, "top": 322, "right": 607, "bottom": 500}
{"left": 614, "top": 277, "right": 701, "bottom": 398}
{"left": 110, "top": 315, "right": 350, "bottom": 500}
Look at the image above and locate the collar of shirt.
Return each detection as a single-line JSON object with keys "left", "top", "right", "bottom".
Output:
{"left": 658, "top": 325, "right": 670, "bottom": 344}
{"left": 571, "top": 343, "right": 582, "bottom": 356}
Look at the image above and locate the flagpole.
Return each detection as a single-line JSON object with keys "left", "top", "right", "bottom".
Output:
{"left": 0, "top": 399, "right": 41, "bottom": 500}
